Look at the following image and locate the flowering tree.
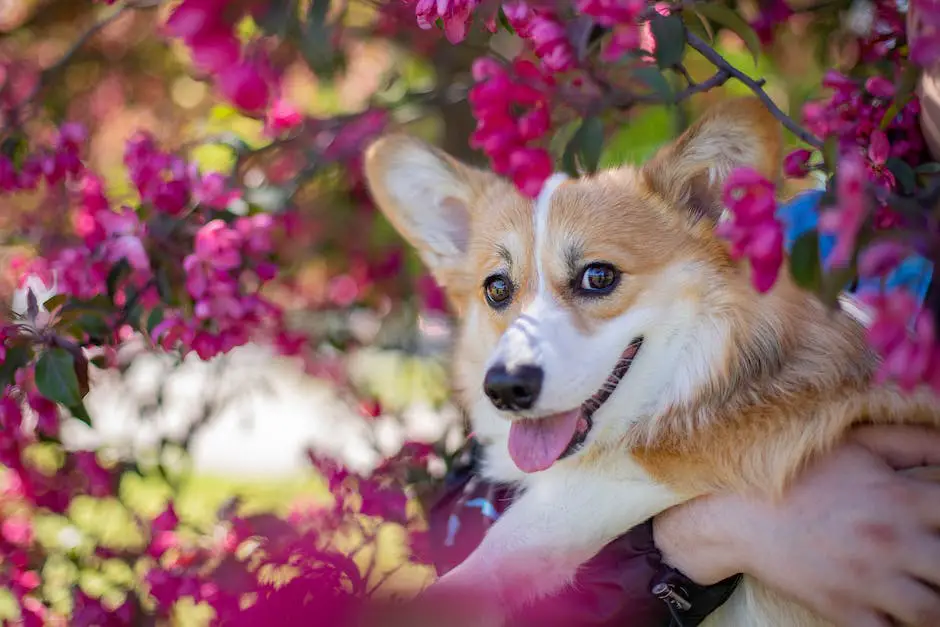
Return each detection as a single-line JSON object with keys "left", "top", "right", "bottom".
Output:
{"left": 0, "top": 0, "right": 938, "bottom": 623}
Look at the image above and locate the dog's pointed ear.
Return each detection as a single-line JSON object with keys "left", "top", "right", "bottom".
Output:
{"left": 364, "top": 134, "right": 485, "bottom": 289}
{"left": 641, "top": 97, "right": 782, "bottom": 224}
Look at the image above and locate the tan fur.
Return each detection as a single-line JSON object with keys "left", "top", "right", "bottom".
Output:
{"left": 363, "top": 96, "right": 940, "bottom": 626}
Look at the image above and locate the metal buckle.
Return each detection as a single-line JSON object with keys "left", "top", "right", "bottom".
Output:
{"left": 652, "top": 582, "right": 693, "bottom": 613}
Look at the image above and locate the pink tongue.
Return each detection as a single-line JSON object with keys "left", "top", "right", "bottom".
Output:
{"left": 508, "top": 410, "right": 581, "bottom": 473}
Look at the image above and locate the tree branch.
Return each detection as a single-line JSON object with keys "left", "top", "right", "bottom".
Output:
{"left": 684, "top": 31, "right": 823, "bottom": 149}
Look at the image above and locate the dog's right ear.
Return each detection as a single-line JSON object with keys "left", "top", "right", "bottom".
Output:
{"left": 363, "top": 135, "right": 482, "bottom": 289}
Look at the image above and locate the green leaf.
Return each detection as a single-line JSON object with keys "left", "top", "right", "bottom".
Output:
{"left": 885, "top": 157, "right": 916, "bottom": 194}
{"left": 1, "top": 136, "right": 29, "bottom": 169}
{"left": 299, "top": 0, "right": 343, "bottom": 78}
{"left": 0, "top": 345, "right": 32, "bottom": 390}
{"left": 682, "top": 9, "right": 715, "bottom": 43}
{"left": 600, "top": 107, "right": 675, "bottom": 167}
{"left": 915, "top": 162, "right": 940, "bottom": 175}
{"left": 42, "top": 294, "right": 68, "bottom": 312}
{"left": 879, "top": 97, "right": 912, "bottom": 131}
{"left": 577, "top": 117, "right": 605, "bottom": 173}
{"left": 633, "top": 66, "right": 674, "bottom": 102}
{"left": 35, "top": 348, "right": 82, "bottom": 407}
{"left": 563, "top": 117, "right": 606, "bottom": 175}
{"left": 254, "top": 0, "right": 296, "bottom": 38}
{"left": 106, "top": 258, "right": 131, "bottom": 304}
{"left": 561, "top": 142, "right": 579, "bottom": 178}
{"left": 649, "top": 13, "right": 686, "bottom": 69}
{"left": 880, "top": 63, "right": 919, "bottom": 130}
{"left": 146, "top": 308, "right": 165, "bottom": 336}
{"left": 821, "top": 135, "right": 839, "bottom": 175}
{"left": 549, "top": 120, "right": 581, "bottom": 159}
{"left": 497, "top": 6, "right": 516, "bottom": 34}
{"left": 789, "top": 231, "right": 822, "bottom": 291}
{"left": 695, "top": 3, "right": 762, "bottom": 66}
{"left": 819, "top": 265, "right": 857, "bottom": 309}
{"left": 67, "top": 401, "right": 93, "bottom": 427}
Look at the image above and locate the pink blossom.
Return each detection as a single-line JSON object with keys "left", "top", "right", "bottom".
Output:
{"left": 862, "top": 288, "right": 939, "bottom": 391}
{"left": 864, "top": 75, "right": 895, "bottom": 100}
{"left": 468, "top": 58, "right": 554, "bottom": 196}
{"left": 413, "top": 0, "right": 480, "bottom": 43}
{"left": 783, "top": 149, "right": 812, "bottom": 178}
{"left": 819, "top": 152, "right": 869, "bottom": 267}
{"left": 752, "top": 0, "right": 793, "bottom": 45}
{"left": 576, "top": 0, "right": 646, "bottom": 61}
{"left": 265, "top": 98, "right": 304, "bottom": 136}
{"left": 191, "top": 170, "right": 241, "bottom": 209}
{"left": 188, "top": 27, "right": 242, "bottom": 74}
{"left": 1, "top": 516, "right": 33, "bottom": 547}
{"left": 217, "top": 63, "right": 271, "bottom": 113}
{"left": 858, "top": 240, "right": 910, "bottom": 278}
{"left": 910, "top": 0, "right": 940, "bottom": 66}
{"left": 716, "top": 168, "right": 784, "bottom": 293}
{"left": 194, "top": 220, "right": 242, "bottom": 270}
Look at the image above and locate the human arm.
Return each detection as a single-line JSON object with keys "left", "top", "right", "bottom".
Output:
{"left": 653, "top": 424, "right": 940, "bottom": 627}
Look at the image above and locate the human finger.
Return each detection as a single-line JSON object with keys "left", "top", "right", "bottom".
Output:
{"left": 875, "top": 577, "right": 940, "bottom": 627}
{"left": 850, "top": 426, "right": 940, "bottom": 470}
{"left": 899, "top": 533, "right": 940, "bottom": 588}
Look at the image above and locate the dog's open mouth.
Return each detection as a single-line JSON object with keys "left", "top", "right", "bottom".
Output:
{"left": 507, "top": 337, "right": 644, "bottom": 473}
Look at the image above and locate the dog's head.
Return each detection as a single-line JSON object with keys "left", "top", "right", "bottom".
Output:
{"left": 363, "top": 98, "right": 783, "bottom": 477}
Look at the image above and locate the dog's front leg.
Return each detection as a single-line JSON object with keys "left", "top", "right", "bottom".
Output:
{"left": 430, "top": 472, "right": 681, "bottom": 625}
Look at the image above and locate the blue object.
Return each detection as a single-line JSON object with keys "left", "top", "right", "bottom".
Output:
{"left": 775, "top": 189, "right": 934, "bottom": 306}
{"left": 465, "top": 498, "right": 500, "bottom": 521}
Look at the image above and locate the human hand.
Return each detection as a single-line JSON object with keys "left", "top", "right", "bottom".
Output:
{"left": 654, "top": 425, "right": 940, "bottom": 627}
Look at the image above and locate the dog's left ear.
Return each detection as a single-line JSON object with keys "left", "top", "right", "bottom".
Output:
{"left": 641, "top": 97, "right": 782, "bottom": 224}
{"left": 363, "top": 134, "right": 489, "bottom": 291}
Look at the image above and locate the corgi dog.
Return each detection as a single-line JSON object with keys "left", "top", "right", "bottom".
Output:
{"left": 362, "top": 97, "right": 940, "bottom": 627}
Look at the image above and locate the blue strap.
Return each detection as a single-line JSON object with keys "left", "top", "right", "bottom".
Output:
{"left": 775, "top": 189, "right": 933, "bottom": 305}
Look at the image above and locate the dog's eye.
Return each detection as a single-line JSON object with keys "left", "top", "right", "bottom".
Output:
{"left": 483, "top": 275, "right": 513, "bottom": 308}
{"left": 579, "top": 263, "right": 619, "bottom": 294}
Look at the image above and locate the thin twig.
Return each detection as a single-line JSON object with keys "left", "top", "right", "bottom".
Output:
{"left": 684, "top": 31, "right": 823, "bottom": 148}
{"left": 674, "top": 63, "right": 696, "bottom": 87}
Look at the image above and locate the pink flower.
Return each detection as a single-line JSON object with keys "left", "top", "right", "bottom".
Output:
{"left": 508, "top": 147, "right": 553, "bottom": 197}
{"left": 468, "top": 58, "right": 554, "bottom": 196}
{"left": 716, "top": 168, "right": 783, "bottom": 293}
{"left": 189, "top": 27, "right": 242, "bottom": 74}
{"left": 519, "top": 12, "right": 576, "bottom": 72}
{"left": 153, "top": 503, "right": 180, "bottom": 534}
{"left": 98, "top": 206, "right": 151, "bottom": 272}
{"left": 192, "top": 170, "right": 241, "bottom": 209}
{"left": 864, "top": 75, "right": 895, "bottom": 99}
{"left": 194, "top": 220, "right": 242, "bottom": 270}
{"left": 1, "top": 516, "right": 33, "bottom": 547}
{"left": 910, "top": 0, "right": 940, "bottom": 66}
{"left": 862, "top": 288, "right": 938, "bottom": 391}
{"left": 217, "top": 63, "right": 271, "bottom": 113}
{"left": 164, "top": 0, "right": 227, "bottom": 41}
{"left": 265, "top": 98, "right": 304, "bottom": 136}
{"left": 819, "top": 152, "right": 869, "bottom": 268}
{"left": 413, "top": 0, "right": 480, "bottom": 43}
{"left": 576, "top": 0, "right": 646, "bottom": 61}
{"left": 751, "top": 0, "right": 793, "bottom": 45}
{"left": 783, "top": 149, "right": 812, "bottom": 178}
{"left": 858, "top": 240, "right": 910, "bottom": 279}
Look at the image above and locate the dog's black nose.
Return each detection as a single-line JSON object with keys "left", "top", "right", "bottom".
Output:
{"left": 483, "top": 364, "right": 543, "bottom": 411}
